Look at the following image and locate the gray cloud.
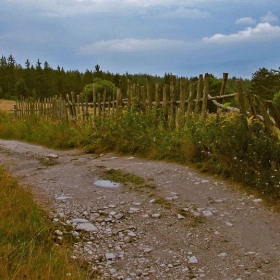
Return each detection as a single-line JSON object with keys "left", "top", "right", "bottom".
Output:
{"left": 79, "top": 38, "right": 190, "bottom": 54}
{"left": 235, "top": 17, "right": 256, "bottom": 25}
{"left": 260, "top": 11, "right": 278, "bottom": 23}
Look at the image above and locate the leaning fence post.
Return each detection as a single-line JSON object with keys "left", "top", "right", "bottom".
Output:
{"left": 265, "top": 100, "right": 280, "bottom": 130}
{"left": 254, "top": 95, "right": 274, "bottom": 135}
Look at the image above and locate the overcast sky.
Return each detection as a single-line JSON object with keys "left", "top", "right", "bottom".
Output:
{"left": 1, "top": 0, "right": 280, "bottom": 78}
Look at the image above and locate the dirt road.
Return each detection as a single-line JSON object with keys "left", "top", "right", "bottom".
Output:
{"left": 0, "top": 139, "right": 279, "bottom": 280}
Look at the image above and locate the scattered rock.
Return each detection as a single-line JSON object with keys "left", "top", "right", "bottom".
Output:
{"left": 202, "top": 210, "right": 213, "bottom": 217}
{"left": 105, "top": 253, "right": 116, "bottom": 260}
{"left": 217, "top": 253, "right": 228, "bottom": 257}
{"left": 152, "top": 213, "right": 161, "bottom": 218}
{"left": 188, "top": 256, "right": 198, "bottom": 264}
{"left": 76, "top": 223, "right": 98, "bottom": 232}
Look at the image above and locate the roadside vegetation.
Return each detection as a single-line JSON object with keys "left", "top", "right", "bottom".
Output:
{"left": 1, "top": 108, "right": 280, "bottom": 207}
{"left": 0, "top": 164, "right": 97, "bottom": 279}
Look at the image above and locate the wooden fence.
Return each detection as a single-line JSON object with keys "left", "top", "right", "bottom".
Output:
{"left": 12, "top": 73, "right": 280, "bottom": 133}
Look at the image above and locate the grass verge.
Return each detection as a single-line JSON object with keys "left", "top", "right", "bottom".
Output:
{"left": 0, "top": 165, "right": 95, "bottom": 279}
{"left": 0, "top": 110, "right": 280, "bottom": 207}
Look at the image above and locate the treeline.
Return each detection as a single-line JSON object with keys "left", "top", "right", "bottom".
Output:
{"left": 1, "top": 54, "right": 279, "bottom": 102}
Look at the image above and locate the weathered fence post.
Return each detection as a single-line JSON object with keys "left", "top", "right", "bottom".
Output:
{"left": 162, "top": 85, "right": 169, "bottom": 124}
{"left": 116, "top": 88, "right": 122, "bottom": 118}
{"left": 127, "top": 80, "right": 132, "bottom": 111}
{"left": 155, "top": 83, "right": 160, "bottom": 115}
{"left": 103, "top": 88, "right": 107, "bottom": 117}
{"left": 186, "top": 83, "right": 195, "bottom": 119}
{"left": 170, "top": 77, "right": 176, "bottom": 130}
{"left": 71, "top": 92, "right": 77, "bottom": 119}
{"left": 147, "top": 76, "right": 152, "bottom": 113}
{"left": 245, "top": 91, "right": 257, "bottom": 118}
{"left": 179, "top": 78, "right": 187, "bottom": 128}
{"left": 236, "top": 80, "right": 247, "bottom": 117}
{"left": 202, "top": 73, "right": 209, "bottom": 123}
{"left": 265, "top": 100, "right": 280, "bottom": 130}
{"left": 141, "top": 86, "right": 146, "bottom": 113}
{"left": 93, "top": 85, "right": 97, "bottom": 119}
{"left": 220, "top": 73, "right": 228, "bottom": 99}
{"left": 195, "top": 74, "right": 203, "bottom": 115}
{"left": 236, "top": 80, "right": 248, "bottom": 129}
{"left": 254, "top": 95, "right": 274, "bottom": 135}
{"left": 97, "top": 93, "right": 101, "bottom": 117}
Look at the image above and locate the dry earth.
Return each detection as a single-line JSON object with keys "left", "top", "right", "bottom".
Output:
{"left": 0, "top": 139, "right": 279, "bottom": 280}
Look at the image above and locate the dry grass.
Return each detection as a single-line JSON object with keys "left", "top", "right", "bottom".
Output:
{"left": 0, "top": 165, "right": 96, "bottom": 279}
{"left": 0, "top": 99, "right": 15, "bottom": 111}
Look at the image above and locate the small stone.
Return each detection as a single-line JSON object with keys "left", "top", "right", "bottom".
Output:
{"left": 105, "top": 253, "right": 116, "bottom": 260}
{"left": 143, "top": 247, "right": 153, "bottom": 253}
{"left": 188, "top": 256, "right": 198, "bottom": 264}
{"left": 109, "top": 204, "right": 116, "bottom": 208}
{"left": 72, "top": 218, "right": 89, "bottom": 224}
{"left": 202, "top": 210, "right": 213, "bottom": 217}
{"left": 218, "top": 253, "right": 228, "bottom": 257}
{"left": 177, "top": 214, "right": 185, "bottom": 219}
{"left": 76, "top": 223, "right": 98, "bottom": 233}
{"left": 129, "top": 207, "right": 140, "bottom": 213}
{"left": 47, "top": 153, "right": 58, "bottom": 158}
{"left": 54, "top": 230, "right": 63, "bottom": 236}
{"left": 225, "top": 221, "right": 233, "bottom": 227}
{"left": 152, "top": 213, "right": 161, "bottom": 218}
{"left": 89, "top": 213, "right": 100, "bottom": 222}
{"left": 114, "top": 213, "right": 124, "bottom": 220}
{"left": 253, "top": 199, "right": 262, "bottom": 203}
{"left": 133, "top": 202, "right": 142, "bottom": 206}
{"left": 127, "top": 231, "right": 137, "bottom": 237}
{"left": 149, "top": 199, "right": 155, "bottom": 203}
{"left": 182, "top": 267, "right": 189, "bottom": 273}
{"left": 124, "top": 236, "right": 131, "bottom": 243}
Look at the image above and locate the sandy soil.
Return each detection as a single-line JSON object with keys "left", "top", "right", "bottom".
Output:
{"left": 0, "top": 139, "right": 279, "bottom": 280}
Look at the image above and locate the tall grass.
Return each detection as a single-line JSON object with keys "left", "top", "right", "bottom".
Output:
{"left": 0, "top": 165, "right": 95, "bottom": 279}
{"left": 1, "top": 110, "right": 280, "bottom": 203}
